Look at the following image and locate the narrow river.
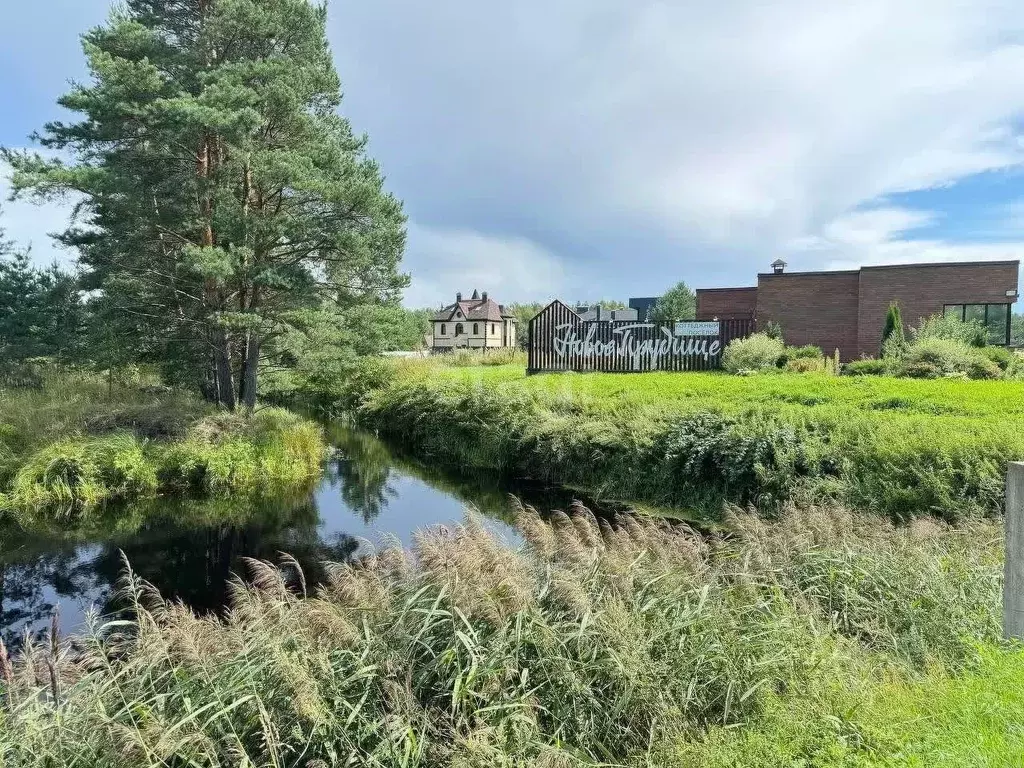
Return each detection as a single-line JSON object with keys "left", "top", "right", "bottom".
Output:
{"left": 0, "top": 425, "right": 628, "bottom": 643}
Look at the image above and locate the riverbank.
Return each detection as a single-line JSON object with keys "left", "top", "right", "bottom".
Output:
{"left": 0, "top": 372, "right": 327, "bottom": 525}
{"left": 348, "top": 360, "right": 1024, "bottom": 519}
{"left": 0, "top": 504, "right": 1015, "bottom": 766}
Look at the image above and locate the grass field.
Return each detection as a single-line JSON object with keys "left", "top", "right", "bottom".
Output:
{"left": 350, "top": 362, "right": 1024, "bottom": 519}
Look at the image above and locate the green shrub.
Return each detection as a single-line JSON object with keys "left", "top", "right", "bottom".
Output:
{"left": 788, "top": 344, "right": 824, "bottom": 360}
{"left": 912, "top": 313, "right": 987, "bottom": 347}
{"left": 843, "top": 358, "right": 887, "bottom": 376}
{"left": 981, "top": 345, "right": 1015, "bottom": 371}
{"left": 722, "top": 333, "right": 786, "bottom": 373}
{"left": 896, "top": 337, "right": 992, "bottom": 378}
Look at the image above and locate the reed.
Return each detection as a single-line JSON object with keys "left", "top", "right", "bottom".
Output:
{"left": 0, "top": 504, "right": 1008, "bottom": 766}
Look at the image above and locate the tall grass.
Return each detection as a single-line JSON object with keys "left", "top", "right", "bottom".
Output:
{"left": 0, "top": 372, "right": 328, "bottom": 523}
{"left": 345, "top": 362, "right": 1024, "bottom": 519}
{"left": 0, "top": 504, "right": 1005, "bottom": 766}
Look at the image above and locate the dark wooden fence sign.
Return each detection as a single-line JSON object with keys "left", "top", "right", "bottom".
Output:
{"left": 527, "top": 300, "right": 755, "bottom": 374}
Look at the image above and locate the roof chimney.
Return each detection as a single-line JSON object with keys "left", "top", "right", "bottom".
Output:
{"left": 771, "top": 259, "right": 787, "bottom": 274}
{"left": 482, "top": 291, "right": 488, "bottom": 301}
{"left": 456, "top": 292, "right": 462, "bottom": 302}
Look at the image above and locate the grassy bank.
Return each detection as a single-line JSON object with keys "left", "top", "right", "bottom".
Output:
{"left": 0, "top": 504, "right": 1012, "bottom": 766}
{"left": 348, "top": 361, "right": 1024, "bottom": 519}
{"left": 0, "top": 372, "right": 327, "bottom": 523}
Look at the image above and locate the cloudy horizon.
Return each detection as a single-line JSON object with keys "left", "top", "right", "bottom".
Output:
{"left": 3, "top": 0, "right": 1024, "bottom": 309}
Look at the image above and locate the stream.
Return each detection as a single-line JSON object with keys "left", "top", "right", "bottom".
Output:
{"left": 0, "top": 425, "right": 629, "bottom": 642}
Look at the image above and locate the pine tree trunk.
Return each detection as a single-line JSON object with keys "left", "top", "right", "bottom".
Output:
{"left": 240, "top": 335, "right": 259, "bottom": 411}
{"left": 213, "top": 327, "right": 235, "bottom": 410}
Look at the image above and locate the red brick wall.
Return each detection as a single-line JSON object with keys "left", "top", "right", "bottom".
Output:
{"left": 856, "top": 261, "right": 1019, "bottom": 358}
{"left": 756, "top": 271, "right": 860, "bottom": 360}
{"left": 695, "top": 287, "right": 758, "bottom": 320}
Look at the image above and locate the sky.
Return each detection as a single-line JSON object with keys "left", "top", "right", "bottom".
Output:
{"left": 3, "top": 1, "right": 1024, "bottom": 309}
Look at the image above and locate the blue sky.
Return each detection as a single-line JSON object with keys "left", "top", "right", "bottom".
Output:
{"left": 3, "top": 0, "right": 1024, "bottom": 308}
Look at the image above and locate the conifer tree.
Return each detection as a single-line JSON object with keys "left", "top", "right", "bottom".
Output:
{"left": 4, "top": 0, "right": 407, "bottom": 408}
{"left": 881, "top": 301, "right": 905, "bottom": 357}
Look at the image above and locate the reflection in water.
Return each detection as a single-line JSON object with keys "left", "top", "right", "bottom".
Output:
{"left": 1, "top": 426, "right": 611, "bottom": 642}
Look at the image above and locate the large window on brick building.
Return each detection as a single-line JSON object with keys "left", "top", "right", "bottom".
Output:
{"left": 943, "top": 303, "right": 1011, "bottom": 345}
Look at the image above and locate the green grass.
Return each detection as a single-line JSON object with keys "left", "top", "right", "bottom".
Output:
{"left": 348, "top": 362, "right": 1024, "bottom": 519}
{"left": 0, "top": 505, "right": 1012, "bottom": 766}
{"left": 0, "top": 371, "right": 328, "bottom": 523}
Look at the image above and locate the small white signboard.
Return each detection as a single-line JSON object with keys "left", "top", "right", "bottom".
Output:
{"left": 674, "top": 321, "right": 720, "bottom": 337}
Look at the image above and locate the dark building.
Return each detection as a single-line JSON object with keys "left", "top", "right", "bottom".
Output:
{"left": 696, "top": 260, "right": 1020, "bottom": 361}
{"left": 628, "top": 296, "right": 660, "bottom": 322}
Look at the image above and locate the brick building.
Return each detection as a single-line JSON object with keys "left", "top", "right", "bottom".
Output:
{"left": 695, "top": 260, "right": 1020, "bottom": 361}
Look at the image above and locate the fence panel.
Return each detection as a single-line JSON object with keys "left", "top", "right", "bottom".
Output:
{"left": 527, "top": 301, "right": 755, "bottom": 374}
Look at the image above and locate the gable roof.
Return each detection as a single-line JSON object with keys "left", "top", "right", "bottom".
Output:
{"left": 432, "top": 295, "right": 515, "bottom": 323}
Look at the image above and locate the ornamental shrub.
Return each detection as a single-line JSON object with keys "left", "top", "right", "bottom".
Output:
{"left": 881, "top": 302, "right": 906, "bottom": 356}
{"left": 843, "top": 358, "right": 888, "bottom": 376}
{"left": 981, "top": 345, "right": 1014, "bottom": 371}
{"left": 895, "top": 338, "right": 992, "bottom": 379}
{"left": 723, "top": 333, "right": 786, "bottom": 374}
{"left": 912, "top": 314, "right": 987, "bottom": 347}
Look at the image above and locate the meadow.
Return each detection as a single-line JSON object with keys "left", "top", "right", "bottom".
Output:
{"left": 349, "top": 361, "right": 1024, "bottom": 519}
{"left": 0, "top": 371, "right": 327, "bottom": 525}
{"left": 0, "top": 503, "right": 1016, "bottom": 767}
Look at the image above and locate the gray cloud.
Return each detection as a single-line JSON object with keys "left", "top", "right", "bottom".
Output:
{"left": 6, "top": 0, "right": 1024, "bottom": 303}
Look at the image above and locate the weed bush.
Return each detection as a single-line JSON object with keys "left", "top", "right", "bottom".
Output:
{"left": 0, "top": 505, "right": 1004, "bottom": 767}
{"left": 722, "top": 333, "right": 786, "bottom": 373}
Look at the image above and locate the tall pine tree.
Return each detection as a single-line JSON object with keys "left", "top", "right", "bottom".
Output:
{"left": 4, "top": 0, "right": 407, "bottom": 408}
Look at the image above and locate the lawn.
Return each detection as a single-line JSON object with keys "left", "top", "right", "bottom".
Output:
{"left": 351, "top": 362, "right": 1024, "bottom": 519}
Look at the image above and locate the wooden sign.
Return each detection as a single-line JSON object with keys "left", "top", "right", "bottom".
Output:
{"left": 527, "top": 300, "right": 755, "bottom": 374}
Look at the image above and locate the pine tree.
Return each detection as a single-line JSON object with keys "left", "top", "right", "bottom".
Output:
{"left": 881, "top": 301, "right": 905, "bottom": 357}
{"left": 4, "top": 0, "right": 407, "bottom": 409}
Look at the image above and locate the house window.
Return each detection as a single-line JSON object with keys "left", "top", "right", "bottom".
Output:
{"left": 455, "top": 323, "right": 464, "bottom": 335}
{"left": 473, "top": 323, "right": 479, "bottom": 335}
{"left": 943, "top": 303, "right": 1011, "bottom": 345}
{"left": 491, "top": 323, "right": 496, "bottom": 334}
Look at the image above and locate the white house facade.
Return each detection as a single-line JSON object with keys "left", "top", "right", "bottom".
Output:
{"left": 432, "top": 290, "right": 517, "bottom": 351}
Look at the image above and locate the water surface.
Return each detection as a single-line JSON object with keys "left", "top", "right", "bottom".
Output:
{"left": 0, "top": 426, "right": 623, "bottom": 642}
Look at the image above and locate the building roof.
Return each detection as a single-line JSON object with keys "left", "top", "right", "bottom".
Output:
{"left": 432, "top": 292, "right": 515, "bottom": 323}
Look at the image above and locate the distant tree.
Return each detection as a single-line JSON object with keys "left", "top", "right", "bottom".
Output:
{"left": 0, "top": 213, "right": 85, "bottom": 363}
{"left": 650, "top": 282, "right": 696, "bottom": 326}
{"left": 1013, "top": 313, "right": 1024, "bottom": 346}
{"left": 881, "top": 301, "right": 905, "bottom": 357}
{"left": 507, "top": 302, "right": 544, "bottom": 348}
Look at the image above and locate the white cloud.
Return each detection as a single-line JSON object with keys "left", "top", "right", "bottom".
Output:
{"left": 328, "top": 0, "right": 1024, "bottom": 285}
{"left": 402, "top": 224, "right": 567, "bottom": 308}
{"left": 784, "top": 205, "right": 1024, "bottom": 273}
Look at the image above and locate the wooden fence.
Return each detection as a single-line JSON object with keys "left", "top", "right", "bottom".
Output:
{"left": 527, "top": 300, "right": 755, "bottom": 374}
